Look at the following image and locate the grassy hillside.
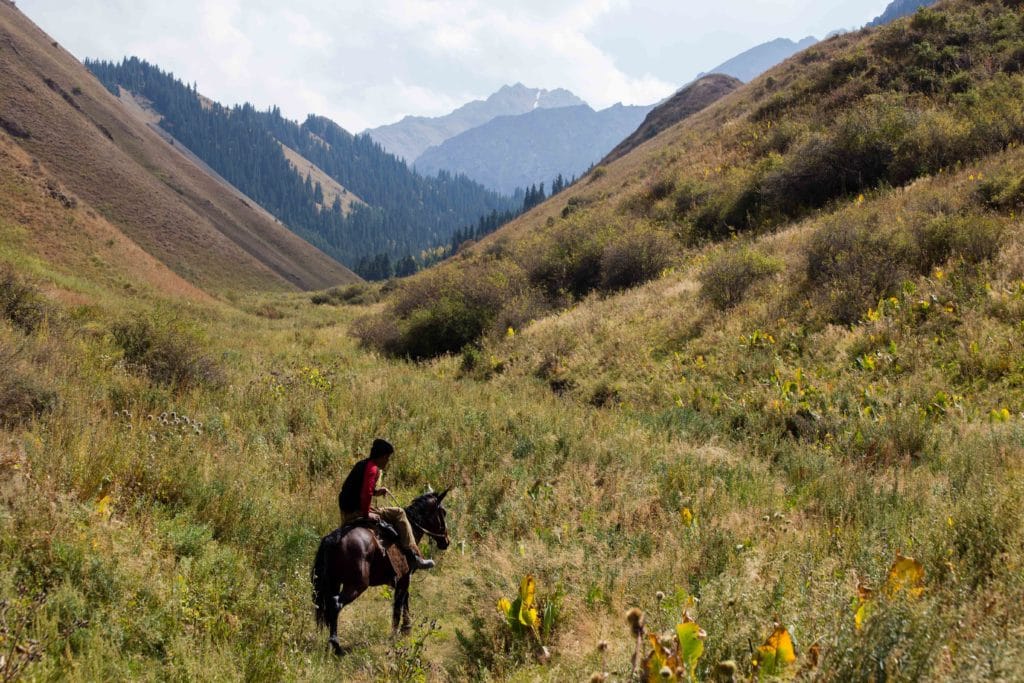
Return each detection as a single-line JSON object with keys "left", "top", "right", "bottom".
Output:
{"left": 602, "top": 74, "right": 742, "bottom": 165}
{"left": 2, "top": 0, "right": 1024, "bottom": 681}
{"left": 0, "top": 2, "right": 357, "bottom": 292}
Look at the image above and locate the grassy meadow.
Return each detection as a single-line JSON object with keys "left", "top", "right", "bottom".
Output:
{"left": 2, "top": 1, "right": 1024, "bottom": 680}
{"left": 3, "top": 150, "right": 1024, "bottom": 681}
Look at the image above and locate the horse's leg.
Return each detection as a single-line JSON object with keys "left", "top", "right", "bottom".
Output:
{"left": 401, "top": 588, "right": 412, "bottom": 634}
{"left": 391, "top": 582, "right": 405, "bottom": 635}
{"left": 397, "top": 574, "right": 412, "bottom": 635}
{"left": 329, "top": 583, "right": 367, "bottom": 656}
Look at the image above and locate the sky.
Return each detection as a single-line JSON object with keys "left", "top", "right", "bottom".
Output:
{"left": 18, "top": 0, "right": 893, "bottom": 133}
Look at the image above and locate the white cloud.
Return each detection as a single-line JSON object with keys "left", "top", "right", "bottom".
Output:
{"left": 18, "top": 0, "right": 893, "bottom": 131}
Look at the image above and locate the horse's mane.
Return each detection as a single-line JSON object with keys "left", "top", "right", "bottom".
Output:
{"left": 405, "top": 492, "right": 441, "bottom": 525}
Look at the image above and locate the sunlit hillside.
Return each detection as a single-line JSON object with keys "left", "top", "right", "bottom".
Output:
{"left": 2, "top": 0, "right": 1024, "bottom": 681}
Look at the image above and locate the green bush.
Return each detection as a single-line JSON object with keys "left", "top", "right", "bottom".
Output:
{"left": 699, "top": 248, "right": 781, "bottom": 310}
{"left": 599, "top": 230, "right": 676, "bottom": 292}
{"left": 0, "top": 347, "right": 56, "bottom": 427}
{"left": 912, "top": 214, "right": 1004, "bottom": 268}
{"left": 805, "top": 213, "right": 920, "bottom": 324}
{"left": 523, "top": 226, "right": 605, "bottom": 299}
{"left": 0, "top": 266, "right": 47, "bottom": 333}
{"left": 111, "top": 317, "right": 223, "bottom": 389}
{"left": 355, "top": 260, "right": 543, "bottom": 360}
{"left": 311, "top": 283, "right": 380, "bottom": 306}
{"left": 976, "top": 172, "right": 1024, "bottom": 211}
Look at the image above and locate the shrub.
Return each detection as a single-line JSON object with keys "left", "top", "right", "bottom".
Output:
{"left": 806, "top": 215, "right": 916, "bottom": 324}
{"left": 310, "top": 283, "right": 380, "bottom": 306}
{"left": 523, "top": 226, "right": 605, "bottom": 299}
{"left": 111, "top": 317, "right": 222, "bottom": 389}
{"left": 0, "top": 347, "right": 56, "bottom": 427}
{"left": 699, "top": 248, "right": 781, "bottom": 310}
{"left": 0, "top": 266, "right": 47, "bottom": 333}
{"left": 912, "top": 214, "right": 1004, "bottom": 269}
{"left": 599, "top": 230, "right": 676, "bottom": 292}
{"left": 976, "top": 172, "right": 1024, "bottom": 211}
{"left": 355, "top": 260, "right": 542, "bottom": 360}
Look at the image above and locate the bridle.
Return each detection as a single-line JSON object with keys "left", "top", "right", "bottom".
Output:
{"left": 390, "top": 490, "right": 451, "bottom": 545}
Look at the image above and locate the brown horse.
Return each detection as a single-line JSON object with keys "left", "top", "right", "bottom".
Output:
{"left": 311, "top": 489, "right": 451, "bottom": 655}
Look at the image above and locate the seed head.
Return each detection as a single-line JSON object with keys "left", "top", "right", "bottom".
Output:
{"left": 659, "top": 665, "right": 672, "bottom": 679}
{"left": 597, "top": 640, "right": 609, "bottom": 653}
{"left": 589, "top": 674, "right": 607, "bottom": 683}
{"left": 655, "top": 591, "right": 666, "bottom": 602}
{"left": 714, "top": 660, "right": 738, "bottom": 683}
{"left": 626, "top": 608, "right": 645, "bottom": 636}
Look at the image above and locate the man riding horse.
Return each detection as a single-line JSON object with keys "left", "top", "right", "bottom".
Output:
{"left": 312, "top": 439, "right": 451, "bottom": 653}
{"left": 337, "top": 438, "right": 434, "bottom": 571}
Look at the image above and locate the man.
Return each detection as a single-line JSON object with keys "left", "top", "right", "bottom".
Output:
{"left": 338, "top": 438, "right": 434, "bottom": 570}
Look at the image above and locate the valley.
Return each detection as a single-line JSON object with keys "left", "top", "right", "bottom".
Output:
{"left": 1, "top": 0, "right": 1023, "bottom": 681}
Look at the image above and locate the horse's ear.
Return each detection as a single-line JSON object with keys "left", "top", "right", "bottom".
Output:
{"left": 438, "top": 487, "right": 452, "bottom": 502}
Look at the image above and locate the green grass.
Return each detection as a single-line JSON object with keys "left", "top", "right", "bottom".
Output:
{"left": 2, "top": 2, "right": 1024, "bottom": 680}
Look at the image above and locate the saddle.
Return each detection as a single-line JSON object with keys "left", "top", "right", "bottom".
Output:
{"left": 339, "top": 518, "right": 409, "bottom": 578}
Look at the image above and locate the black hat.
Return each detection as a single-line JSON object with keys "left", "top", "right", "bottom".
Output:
{"left": 370, "top": 438, "right": 394, "bottom": 459}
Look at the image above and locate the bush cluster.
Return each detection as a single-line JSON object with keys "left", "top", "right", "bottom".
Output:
{"left": 111, "top": 317, "right": 223, "bottom": 389}
{"left": 699, "top": 248, "right": 781, "bottom": 310}
{"left": 806, "top": 210, "right": 1004, "bottom": 323}
{"left": 310, "top": 283, "right": 380, "bottom": 306}
{"left": 354, "top": 259, "right": 545, "bottom": 360}
{"left": 0, "top": 348, "right": 56, "bottom": 427}
{"left": 0, "top": 266, "right": 47, "bottom": 333}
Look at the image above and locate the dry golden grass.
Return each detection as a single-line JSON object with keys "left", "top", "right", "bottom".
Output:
{"left": 0, "top": 2, "right": 358, "bottom": 292}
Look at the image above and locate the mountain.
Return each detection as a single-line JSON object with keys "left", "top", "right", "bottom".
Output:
{"left": 703, "top": 36, "right": 819, "bottom": 83}
{"left": 413, "top": 103, "right": 653, "bottom": 195}
{"left": 868, "top": 0, "right": 940, "bottom": 27}
{"left": 87, "top": 58, "right": 519, "bottom": 276}
{"left": 602, "top": 74, "right": 742, "bottom": 164}
{"left": 362, "top": 0, "right": 1024, "bottom": 363}
{"left": 0, "top": 3, "right": 355, "bottom": 292}
{"left": 365, "top": 83, "right": 585, "bottom": 163}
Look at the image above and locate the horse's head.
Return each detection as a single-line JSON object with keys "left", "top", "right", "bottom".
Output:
{"left": 408, "top": 488, "right": 451, "bottom": 550}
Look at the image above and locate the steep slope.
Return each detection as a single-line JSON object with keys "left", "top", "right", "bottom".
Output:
{"left": 868, "top": 0, "right": 940, "bottom": 26}
{"left": 366, "top": 83, "right": 584, "bottom": 163}
{"left": 414, "top": 103, "right": 653, "bottom": 195}
{"left": 361, "top": 0, "right": 1024, "bottom": 359}
{"left": 702, "top": 36, "right": 818, "bottom": 82}
{"left": 0, "top": 3, "right": 356, "bottom": 292}
{"left": 88, "top": 59, "right": 520, "bottom": 274}
{"left": 602, "top": 74, "right": 741, "bottom": 164}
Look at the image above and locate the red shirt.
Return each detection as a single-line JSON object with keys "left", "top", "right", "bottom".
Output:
{"left": 360, "top": 460, "right": 380, "bottom": 515}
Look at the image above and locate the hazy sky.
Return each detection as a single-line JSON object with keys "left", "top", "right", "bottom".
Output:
{"left": 19, "top": 0, "right": 893, "bottom": 132}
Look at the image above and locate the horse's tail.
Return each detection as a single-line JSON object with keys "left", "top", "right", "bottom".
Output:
{"left": 311, "top": 532, "right": 337, "bottom": 629}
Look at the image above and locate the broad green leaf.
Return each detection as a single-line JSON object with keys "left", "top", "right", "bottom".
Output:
{"left": 676, "top": 618, "right": 706, "bottom": 682}
{"left": 508, "top": 596, "right": 524, "bottom": 631}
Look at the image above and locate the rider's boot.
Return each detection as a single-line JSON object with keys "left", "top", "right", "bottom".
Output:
{"left": 404, "top": 546, "right": 435, "bottom": 570}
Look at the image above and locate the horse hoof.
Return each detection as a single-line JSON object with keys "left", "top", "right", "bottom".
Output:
{"left": 329, "top": 637, "right": 344, "bottom": 657}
